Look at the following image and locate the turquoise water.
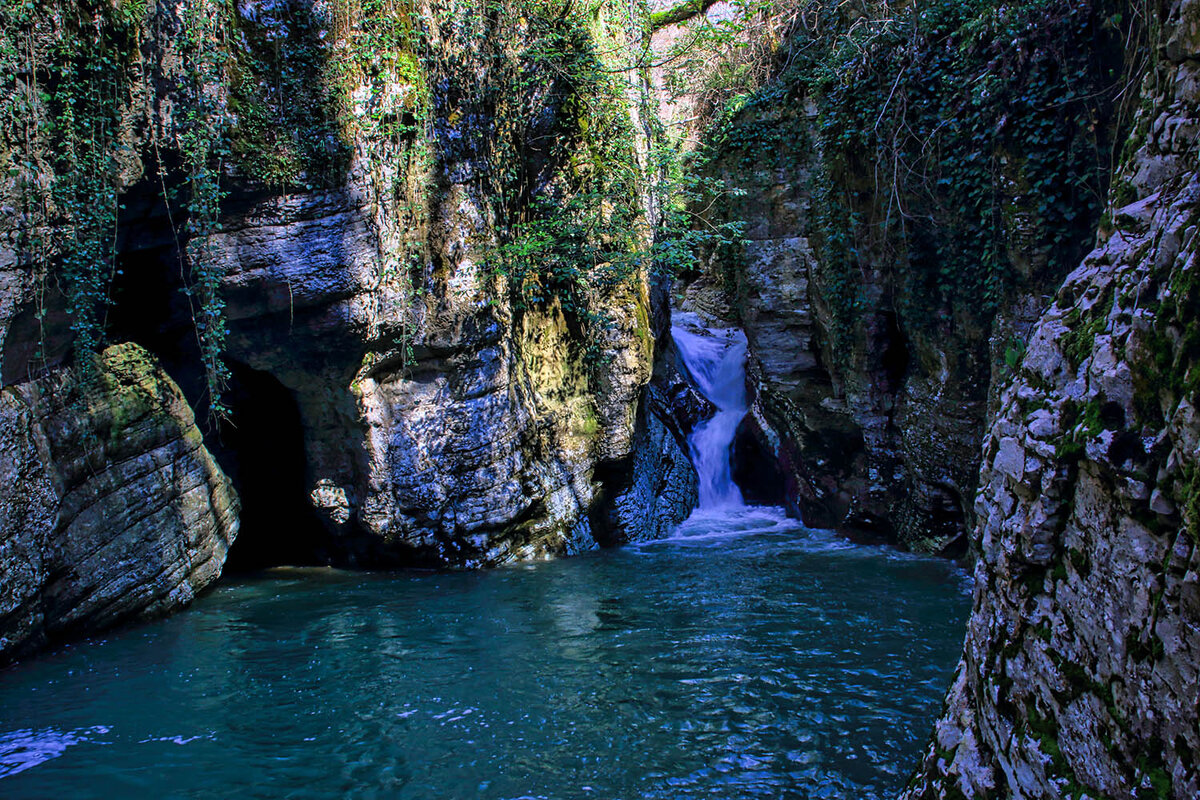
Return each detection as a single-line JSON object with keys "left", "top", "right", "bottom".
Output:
{"left": 0, "top": 508, "right": 969, "bottom": 799}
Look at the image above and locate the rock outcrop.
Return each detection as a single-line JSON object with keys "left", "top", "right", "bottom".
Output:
{"left": 594, "top": 343, "right": 706, "bottom": 544}
{"left": 0, "top": 0, "right": 697, "bottom": 658}
{"left": 0, "top": 344, "right": 238, "bottom": 663}
{"left": 680, "top": 0, "right": 1131, "bottom": 552}
{"left": 194, "top": 1, "right": 677, "bottom": 566}
{"left": 903, "top": 1, "right": 1200, "bottom": 796}
{"left": 1, "top": 0, "right": 694, "bottom": 580}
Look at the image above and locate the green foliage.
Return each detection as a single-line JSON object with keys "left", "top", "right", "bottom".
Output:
{"left": 1057, "top": 281, "right": 1115, "bottom": 372}
{"left": 705, "top": 0, "right": 1137, "bottom": 343}
{"left": 227, "top": 0, "right": 432, "bottom": 189}
{"left": 654, "top": 0, "right": 796, "bottom": 129}
{"left": 227, "top": 0, "right": 351, "bottom": 188}
{"left": 1132, "top": 254, "right": 1200, "bottom": 425}
{"left": 336, "top": 0, "right": 433, "bottom": 367}
{"left": 648, "top": 138, "right": 747, "bottom": 285}
{"left": 0, "top": 0, "right": 148, "bottom": 381}
{"left": 1135, "top": 749, "right": 1175, "bottom": 799}
{"left": 1055, "top": 397, "right": 1104, "bottom": 461}
{"left": 460, "top": 0, "right": 650, "bottom": 371}
{"left": 180, "top": 0, "right": 233, "bottom": 418}
{"left": 0, "top": 1, "right": 51, "bottom": 372}
{"left": 1004, "top": 337, "right": 1027, "bottom": 371}
{"left": 480, "top": 0, "right": 751, "bottom": 370}
{"left": 649, "top": 0, "right": 718, "bottom": 31}
{"left": 2, "top": 0, "right": 437, "bottom": 409}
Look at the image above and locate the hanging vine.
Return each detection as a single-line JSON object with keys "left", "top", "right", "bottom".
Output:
{"left": 692, "top": 0, "right": 1142, "bottom": 354}
{"left": 179, "top": 0, "right": 233, "bottom": 419}
{"left": 0, "top": 0, "right": 149, "bottom": 382}
{"left": 338, "top": 0, "right": 434, "bottom": 367}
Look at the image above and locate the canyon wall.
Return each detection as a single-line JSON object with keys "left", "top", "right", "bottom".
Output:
{"left": 903, "top": 0, "right": 1200, "bottom": 796}
{"left": 0, "top": 0, "right": 696, "bottom": 657}
{"left": 684, "top": 0, "right": 1131, "bottom": 552}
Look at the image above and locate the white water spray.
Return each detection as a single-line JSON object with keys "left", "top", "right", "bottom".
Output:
{"left": 671, "top": 311, "right": 749, "bottom": 508}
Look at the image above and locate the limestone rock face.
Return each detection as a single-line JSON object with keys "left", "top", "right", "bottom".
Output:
{"left": 696, "top": 103, "right": 984, "bottom": 550}
{"left": 0, "top": 344, "right": 238, "bottom": 663}
{"left": 1, "top": 0, "right": 676, "bottom": 576}
{"left": 684, "top": 1, "right": 1128, "bottom": 553}
{"left": 903, "top": 3, "right": 1200, "bottom": 796}
{"left": 595, "top": 404, "right": 697, "bottom": 545}
{"left": 201, "top": 92, "right": 661, "bottom": 568}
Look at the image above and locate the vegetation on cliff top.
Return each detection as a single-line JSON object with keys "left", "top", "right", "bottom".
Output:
{"left": 2, "top": 0, "right": 695, "bottom": 408}
{"left": 698, "top": 0, "right": 1143, "bottom": 348}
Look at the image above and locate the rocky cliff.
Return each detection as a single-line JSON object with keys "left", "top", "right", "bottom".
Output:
{"left": 198, "top": 0, "right": 695, "bottom": 567}
{"left": 0, "top": 344, "right": 238, "bottom": 663}
{"left": 0, "top": 0, "right": 696, "bottom": 657}
{"left": 682, "top": 0, "right": 1133, "bottom": 552}
{"left": 903, "top": 0, "right": 1200, "bottom": 796}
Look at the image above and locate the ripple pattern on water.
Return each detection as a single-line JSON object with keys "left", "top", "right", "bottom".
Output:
{"left": 0, "top": 508, "right": 969, "bottom": 799}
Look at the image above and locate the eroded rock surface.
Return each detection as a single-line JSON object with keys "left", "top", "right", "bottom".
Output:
{"left": 683, "top": 0, "right": 1128, "bottom": 553}
{"left": 695, "top": 101, "right": 987, "bottom": 550}
{"left": 0, "top": 344, "right": 238, "bottom": 663}
{"left": 903, "top": 2, "right": 1200, "bottom": 795}
{"left": 1, "top": 0, "right": 689, "bottom": 579}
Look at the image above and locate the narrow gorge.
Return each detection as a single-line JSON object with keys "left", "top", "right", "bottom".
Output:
{"left": 0, "top": 0, "right": 1197, "bottom": 797}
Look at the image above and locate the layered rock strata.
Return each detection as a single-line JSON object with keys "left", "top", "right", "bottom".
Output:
{"left": 1, "top": 0, "right": 691, "bottom": 577}
{"left": 0, "top": 344, "right": 238, "bottom": 663}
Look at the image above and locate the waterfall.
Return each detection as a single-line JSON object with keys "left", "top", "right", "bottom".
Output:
{"left": 671, "top": 311, "right": 748, "bottom": 508}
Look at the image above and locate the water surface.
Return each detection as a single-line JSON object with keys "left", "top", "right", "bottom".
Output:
{"left": 0, "top": 508, "right": 969, "bottom": 799}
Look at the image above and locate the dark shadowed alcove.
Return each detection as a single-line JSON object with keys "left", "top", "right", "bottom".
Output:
{"left": 880, "top": 310, "right": 910, "bottom": 392}
{"left": 218, "top": 362, "right": 331, "bottom": 571}
{"left": 731, "top": 417, "right": 787, "bottom": 506}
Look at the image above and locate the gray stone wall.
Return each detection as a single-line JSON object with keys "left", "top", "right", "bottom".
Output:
{"left": 902, "top": 2, "right": 1200, "bottom": 796}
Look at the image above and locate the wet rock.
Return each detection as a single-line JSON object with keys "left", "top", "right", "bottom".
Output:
{"left": 692, "top": 99, "right": 989, "bottom": 550}
{"left": 595, "top": 400, "right": 698, "bottom": 545}
{"left": 0, "top": 344, "right": 238, "bottom": 663}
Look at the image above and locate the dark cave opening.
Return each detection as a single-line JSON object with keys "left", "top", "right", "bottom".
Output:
{"left": 106, "top": 244, "right": 200, "bottom": 382}
{"left": 731, "top": 416, "right": 787, "bottom": 506}
{"left": 101, "top": 177, "right": 333, "bottom": 572}
{"left": 218, "top": 362, "right": 332, "bottom": 572}
{"left": 104, "top": 174, "right": 210, "bottom": 405}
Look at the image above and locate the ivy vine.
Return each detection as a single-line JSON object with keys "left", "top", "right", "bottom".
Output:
{"left": 700, "top": 0, "right": 1143, "bottom": 351}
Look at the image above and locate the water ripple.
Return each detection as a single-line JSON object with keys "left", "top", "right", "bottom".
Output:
{"left": 0, "top": 509, "right": 969, "bottom": 799}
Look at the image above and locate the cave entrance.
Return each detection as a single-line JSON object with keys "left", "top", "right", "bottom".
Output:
{"left": 219, "top": 362, "right": 331, "bottom": 571}
{"left": 103, "top": 173, "right": 211, "bottom": 406}
{"left": 880, "top": 310, "right": 910, "bottom": 392}
{"left": 106, "top": 243, "right": 200, "bottom": 382}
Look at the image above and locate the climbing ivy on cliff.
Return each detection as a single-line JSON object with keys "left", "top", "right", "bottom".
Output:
{"left": 226, "top": 0, "right": 351, "bottom": 188}
{"left": 1, "top": 0, "right": 439, "bottom": 407}
{"left": 0, "top": 0, "right": 236, "bottom": 412}
{"left": 179, "top": 0, "right": 234, "bottom": 417}
{"left": 50, "top": 6, "right": 137, "bottom": 373}
{"left": 704, "top": 0, "right": 1141, "bottom": 345}
{"left": 442, "top": 0, "right": 649, "bottom": 369}
{"left": 653, "top": 0, "right": 799, "bottom": 131}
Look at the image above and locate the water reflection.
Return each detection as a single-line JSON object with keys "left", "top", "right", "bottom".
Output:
{"left": 0, "top": 512, "right": 969, "bottom": 799}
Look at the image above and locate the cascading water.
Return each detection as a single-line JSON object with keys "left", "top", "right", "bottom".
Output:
{"left": 671, "top": 311, "right": 749, "bottom": 508}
